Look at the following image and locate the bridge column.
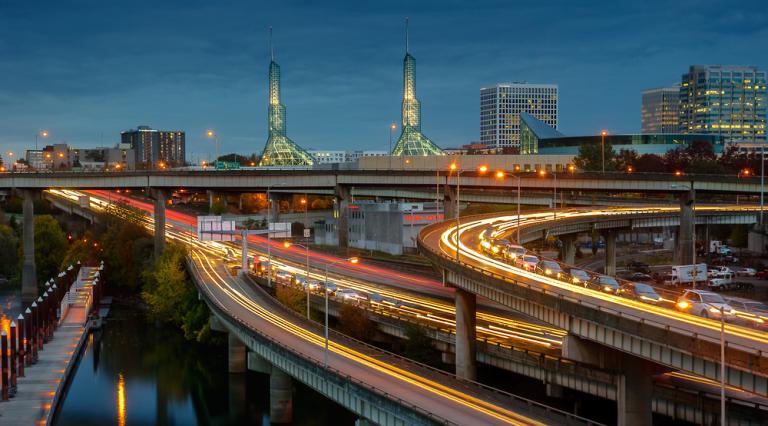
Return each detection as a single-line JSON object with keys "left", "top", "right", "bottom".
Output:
{"left": 604, "top": 230, "right": 617, "bottom": 276}
{"left": 454, "top": 287, "right": 477, "bottom": 381}
{"left": 355, "top": 419, "right": 376, "bottom": 426}
{"left": 207, "top": 190, "right": 215, "bottom": 210}
{"left": 20, "top": 190, "right": 38, "bottom": 304}
{"left": 150, "top": 189, "right": 167, "bottom": 259}
{"left": 616, "top": 355, "right": 654, "bottom": 426}
{"left": 443, "top": 185, "right": 457, "bottom": 221}
{"left": 247, "top": 352, "right": 272, "bottom": 374}
{"left": 228, "top": 333, "right": 246, "bottom": 373}
{"left": 561, "top": 234, "right": 577, "bottom": 265}
{"left": 270, "top": 368, "right": 293, "bottom": 424}
{"left": 335, "top": 185, "right": 350, "bottom": 248}
{"left": 676, "top": 190, "right": 695, "bottom": 265}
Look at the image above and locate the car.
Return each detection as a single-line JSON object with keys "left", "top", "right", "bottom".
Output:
{"left": 516, "top": 254, "right": 539, "bottom": 271}
{"left": 503, "top": 244, "right": 527, "bottom": 261}
{"left": 305, "top": 279, "right": 322, "bottom": 292}
{"left": 756, "top": 269, "right": 768, "bottom": 280}
{"left": 737, "top": 268, "right": 757, "bottom": 277}
{"left": 537, "top": 260, "right": 564, "bottom": 280}
{"left": 321, "top": 281, "right": 338, "bottom": 296}
{"left": 568, "top": 268, "right": 591, "bottom": 286}
{"left": 626, "top": 261, "right": 651, "bottom": 274}
{"left": 275, "top": 270, "right": 293, "bottom": 283}
{"left": 592, "top": 275, "right": 621, "bottom": 294}
{"left": 708, "top": 278, "right": 734, "bottom": 291}
{"left": 336, "top": 289, "right": 363, "bottom": 303}
{"left": 726, "top": 298, "right": 768, "bottom": 328}
{"left": 621, "top": 282, "right": 662, "bottom": 304}
{"left": 627, "top": 272, "right": 652, "bottom": 281}
{"left": 675, "top": 290, "right": 736, "bottom": 320}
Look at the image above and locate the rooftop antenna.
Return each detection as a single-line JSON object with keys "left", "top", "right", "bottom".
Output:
{"left": 269, "top": 26, "right": 274, "bottom": 61}
{"left": 405, "top": 17, "right": 409, "bottom": 53}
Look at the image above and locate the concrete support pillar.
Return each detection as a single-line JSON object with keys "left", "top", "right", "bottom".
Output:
{"left": 207, "top": 190, "right": 215, "bottom": 210}
{"left": 151, "top": 189, "right": 167, "bottom": 259}
{"left": 228, "top": 333, "right": 246, "bottom": 373}
{"left": 21, "top": 190, "right": 38, "bottom": 304}
{"left": 604, "top": 230, "right": 617, "bottom": 276}
{"left": 677, "top": 190, "right": 695, "bottom": 265}
{"left": 355, "top": 419, "right": 376, "bottom": 426}
{"left": 454, "top": 287, "right": 476, "bottom": 381}
{"left": 269, "top": 368, "right": 293, "bottom": 424}
{"left": 443, "top": 185, "right": 457, "bottom": 221}
{"left": 335, "top": 185, "right": 350, "bottom": 248}
{"left": 561, "top": 234, "right": 577, "bottom": 265}
{"left": 616, "top": 355, "right": 654, "bottom": 426}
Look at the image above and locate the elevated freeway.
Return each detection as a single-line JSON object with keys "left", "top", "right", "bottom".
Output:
{"left": 419, "top": 206, "right": 768, "bottom": 425}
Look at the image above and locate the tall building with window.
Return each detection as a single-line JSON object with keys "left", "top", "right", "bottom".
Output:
{"left": 480, "top": 83, "right": 558, "bottom": 150}
{"left": 679, "top": 65, "right": 767, "bottom": 143}
{"left": 641, "top": 86, "right": 679, "bottom": 133}
{"left": 121, "top": 125, "right": 185, "bottom": 167}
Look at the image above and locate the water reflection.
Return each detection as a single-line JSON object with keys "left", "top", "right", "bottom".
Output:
{"left": 54, "top": 304, "right": 357, "bottom": 425}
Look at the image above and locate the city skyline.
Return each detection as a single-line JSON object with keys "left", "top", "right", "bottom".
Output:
{"left": 1, "top": 1, "right": 766, "bottom": 158}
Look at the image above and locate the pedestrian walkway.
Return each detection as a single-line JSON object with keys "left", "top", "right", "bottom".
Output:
{"left": 0, "top": 266, "right": 99, "bottom": 425}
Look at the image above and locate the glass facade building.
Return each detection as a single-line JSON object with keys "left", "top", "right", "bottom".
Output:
{"left": 641, "top": 86, "right": 679, "bottom": 134}
{"left": 520, "top": 113, "right": 724, "bottom": 156}
{"left": 480, "top": 83, "right": 558, "bottom": 150}
{"left": 679, "top": 65, "right": 766, "bottom": 143}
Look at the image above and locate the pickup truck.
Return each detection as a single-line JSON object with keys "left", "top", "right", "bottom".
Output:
{"left": 708, "top": 278, "right": 734, "bottom": 291}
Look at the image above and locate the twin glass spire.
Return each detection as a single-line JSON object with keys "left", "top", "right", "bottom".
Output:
{"left": 391, "top": 18, "right": 444, "bottom": 156}
{"left": 258, "top": 28, "right": 315, "bottom": 167}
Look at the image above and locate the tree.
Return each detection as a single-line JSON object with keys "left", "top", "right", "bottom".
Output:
{"left": 0, "top": 224, "right": 19, "bottom": 280}
{"left": 60, "top": 231, "right": 101, "bottom": 269}
{"left": 275, "top": 284, "right": 306, "bottom": 314}
{"left": 142, "top": 245, "right": 189, "bottom": 325}
{"left": 634, "top": 154, "right": 666, "bottom": 173}
{"left": 19, "top": 215, "right": 68, "bottom": 287}
{"left": 337, "top": 304, "right": 376, "bottom": 340}
{"left": 614, "top": 149, "right": 638, "bottom": 172}
{"left": 574, "top": 142, "right": 615, "bottom": 171}
{"left": 401, "top": 325, "right": 442, "bottom": 367}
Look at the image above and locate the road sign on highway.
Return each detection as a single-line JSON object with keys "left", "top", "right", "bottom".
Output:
{"left": 197, "top": 215, "right": 236, "bottom": 241}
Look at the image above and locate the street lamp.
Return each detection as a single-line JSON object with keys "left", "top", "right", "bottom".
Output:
{"left": 206, "top": 130, "right": 219, "bottom": 169}
{"left": 600, "top": 130, "right": 608, "bottom": 173}
{"left": 323, "top": 257, "right": 359, "bottom": 367}
{"left": 265, "top": 183, "right": 287, "bottom": 289}
{"left": 283, "top": 241, "right": 311, "bottom": 319}
{"left": 449, "top": 163, "right": 489, "bottom": 262}
{"left": 737, "top": 168, "right": 751, "bottom": 205}
{"left": 494, "top": 170, "right": 522, "bottom": 243}
{"left": 538, "top": 169, "right": 558, "bottom": 220}
{"left": 36, "top": 130, "right": 49, "bottom": 152}
{"left": 388, "top": 123, "right": 397, "bottom": 169}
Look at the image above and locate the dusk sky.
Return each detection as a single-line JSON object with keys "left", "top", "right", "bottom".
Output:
{"left": 1, "top": 0, "right": 766, "bottom": 161}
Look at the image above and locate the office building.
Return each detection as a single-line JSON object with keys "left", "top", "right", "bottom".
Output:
{"left": 641, "top": 86, "right": 679, "bottom": 133}
{"left": 121, "top": 126, "right": 185, "bottom": 167}
{"left": 26, "top": 143, "right": 135, "bottom": 171}
{"left": 308, "top": 150, "right": 388, "bottom": 164}
{"left": 391, "top": 20, "right": 443, "bottom": 156}
{"left": 679, "top": 65, "right": 766, "bottom": 143}
{"left": 520, "top": 113, "right": 724, "bottom": 158}
{"left": 480, "top": 82, "right": 558, "bottom": 150}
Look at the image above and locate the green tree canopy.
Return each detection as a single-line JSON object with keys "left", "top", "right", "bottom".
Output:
{"left": 0, "top": 224, "right": 19, "bottom": 280}
{"left": 574, "top": 142, "right": 615, "bottom": 171}
{"left": 20, "top": 215, "right": 68, "bottom": 286}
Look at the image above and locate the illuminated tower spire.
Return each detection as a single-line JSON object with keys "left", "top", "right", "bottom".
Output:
{"left": 391, "top": 18, "right": 443, "bottom": 156}
{"left": 258, "top": 28, "right": 314, "bottom": 166}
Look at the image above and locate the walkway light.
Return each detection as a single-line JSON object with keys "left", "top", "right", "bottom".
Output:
{"left": 568, "top": 164, "right": 576, "bottom": 173}
{"left": 675, "top": 170, "right": 683, "bottom": 177}
{"left": 449, "top": 163, "right": 457, "bottom": 171}
{"left": 627, "top": 166, "right": 634, "bottom": 173}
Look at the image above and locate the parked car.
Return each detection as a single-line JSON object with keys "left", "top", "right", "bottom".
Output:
{"left": 726, "top": 298, "right": 768, "bottom": 328}
{"left": 627, "top": 272, "right": 652, "bottom": 282}
{"left": 516, "top": 254, "right": 539, "bottom": 271}
{"left": 737, "top": 268, "right": 757, "bottom": 277}
{"left": 537, "top": 260, "right": 564, "bottom": 280}
{"left": 626, "top": 261, "right": 651, "bottom": 274}
{"left": 675, "top": 290, "right": 736, "bottom": 320}
{"left": 621, "top": 282, "right": 662, "bottom": 304}
{"left": 568, "top": 268, "right": 591, "bottom": 286}
{"left": 591, "top": 275, "right": 621, "bottom": 294}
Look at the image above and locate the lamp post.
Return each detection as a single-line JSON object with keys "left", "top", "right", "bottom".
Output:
{"left": 389, "top": 123, "right": 396, "bottom": 169}
{"left": 35, "top": 130, "right": 48, "bottom": 153}
{"left": 206, "top": 130, "right": 219, "bottom": 169}
{"left": 600, "top": 130, "right": 608, "bottom": 173}
{"left": 737, "top": 169, "right": 751, "bottom": 205}
{"left": 324, "top": 257, "right": 359, "bottom": 367}
{"left": 265, "top": 183, "right": 286, "bottom": 289}
{"left": 494, "top": 170, "right": 522, "bottom": 243}
{"left": 539, "top": 169, "right": 558, "bottom": 220}
{"left": 283, "top": 241, "right": 311, "bottom": 319}
{"left": 450, "top": 163, "right": 489, "bottom": 262}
